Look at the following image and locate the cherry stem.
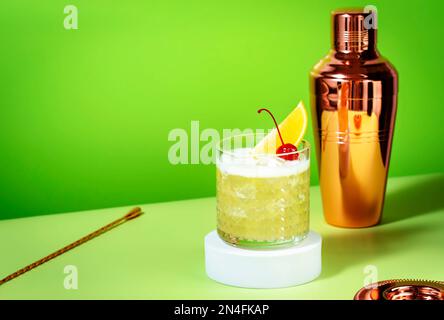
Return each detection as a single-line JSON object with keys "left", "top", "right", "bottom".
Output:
{"left": 257, "top": 108, "right": 285, "bottom": 145}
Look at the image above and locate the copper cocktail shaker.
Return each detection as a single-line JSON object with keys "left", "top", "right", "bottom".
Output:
{"left": 310, "top": 9, "right": 398, "bottom": 227}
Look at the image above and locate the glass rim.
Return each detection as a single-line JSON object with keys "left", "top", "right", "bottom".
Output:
{"left": 216, "top": 133, "right": 310, "bottom": 157}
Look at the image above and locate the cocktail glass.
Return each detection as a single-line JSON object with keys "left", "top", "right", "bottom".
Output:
{"left": 216, "top": 133, "right": 310, "bottom": 248}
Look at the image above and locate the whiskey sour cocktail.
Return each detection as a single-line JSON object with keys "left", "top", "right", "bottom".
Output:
{"left": 216, "top": 103, "right": 310, "bottom": 248}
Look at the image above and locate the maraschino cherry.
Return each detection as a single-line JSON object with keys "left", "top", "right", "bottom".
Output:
{"left": 257, "top": 108, "right": 298, "bottom": 161}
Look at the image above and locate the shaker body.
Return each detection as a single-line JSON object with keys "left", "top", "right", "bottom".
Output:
{"left": 310, "top": 10, "right": 398, "bottom": 227}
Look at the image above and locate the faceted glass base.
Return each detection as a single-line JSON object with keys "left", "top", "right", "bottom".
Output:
{"left": 217, "top": 229, "right": 308, "bottom": 249}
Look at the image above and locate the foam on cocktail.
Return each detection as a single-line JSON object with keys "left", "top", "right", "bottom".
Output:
{"left": 217, "top": 148, "right": 309, "bottom": 178}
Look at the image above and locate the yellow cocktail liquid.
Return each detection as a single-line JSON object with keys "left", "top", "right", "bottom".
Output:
{"left": 216, "top": 163, "right": 309, "bottom": 247}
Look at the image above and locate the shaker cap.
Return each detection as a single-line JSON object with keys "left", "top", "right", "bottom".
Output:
{"left": 332, "top": 9, "right": 377, "bottom": 52}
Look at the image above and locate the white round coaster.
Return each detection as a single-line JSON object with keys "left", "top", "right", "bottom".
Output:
{"left": 205, "top": 230, "right": 322, "bottom": 288}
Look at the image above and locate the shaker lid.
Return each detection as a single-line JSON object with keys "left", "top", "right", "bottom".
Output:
{"left": 332, "top": 9, "right": 377, "bottom": 52}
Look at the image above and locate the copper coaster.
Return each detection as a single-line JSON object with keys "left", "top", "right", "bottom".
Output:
{"left": 354, "top": 279, "right": 444, "bottom": 300}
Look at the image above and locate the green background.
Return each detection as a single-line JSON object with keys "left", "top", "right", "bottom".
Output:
{"left": 1, "top": 0, "right": 443, "bottom": 219}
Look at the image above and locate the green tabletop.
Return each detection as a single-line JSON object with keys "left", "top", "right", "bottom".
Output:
{"left": 0, "top": 173, "right": 443, "bottom": 300}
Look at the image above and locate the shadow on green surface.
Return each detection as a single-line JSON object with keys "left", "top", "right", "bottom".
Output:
{"left": 320, "top": 174, "right": 444, "bottom": 281}
{"left": 320, "top": 223, "right": 437, "bottom": 281}
{"left": 382, "top": 173, "right": 444, "bottom": 224}
{"left": 321, "top": 225, "right": 440, "bottom": 282}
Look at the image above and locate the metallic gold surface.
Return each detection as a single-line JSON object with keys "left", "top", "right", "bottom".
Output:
{"left": 310, "top": 9, "right": 398, "bottom": 227}
{"left": 354, "top": 279, "right": 444, "bottom": 300}
{"left": 333, "top": 9, "right": 374, "bottom": 53}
